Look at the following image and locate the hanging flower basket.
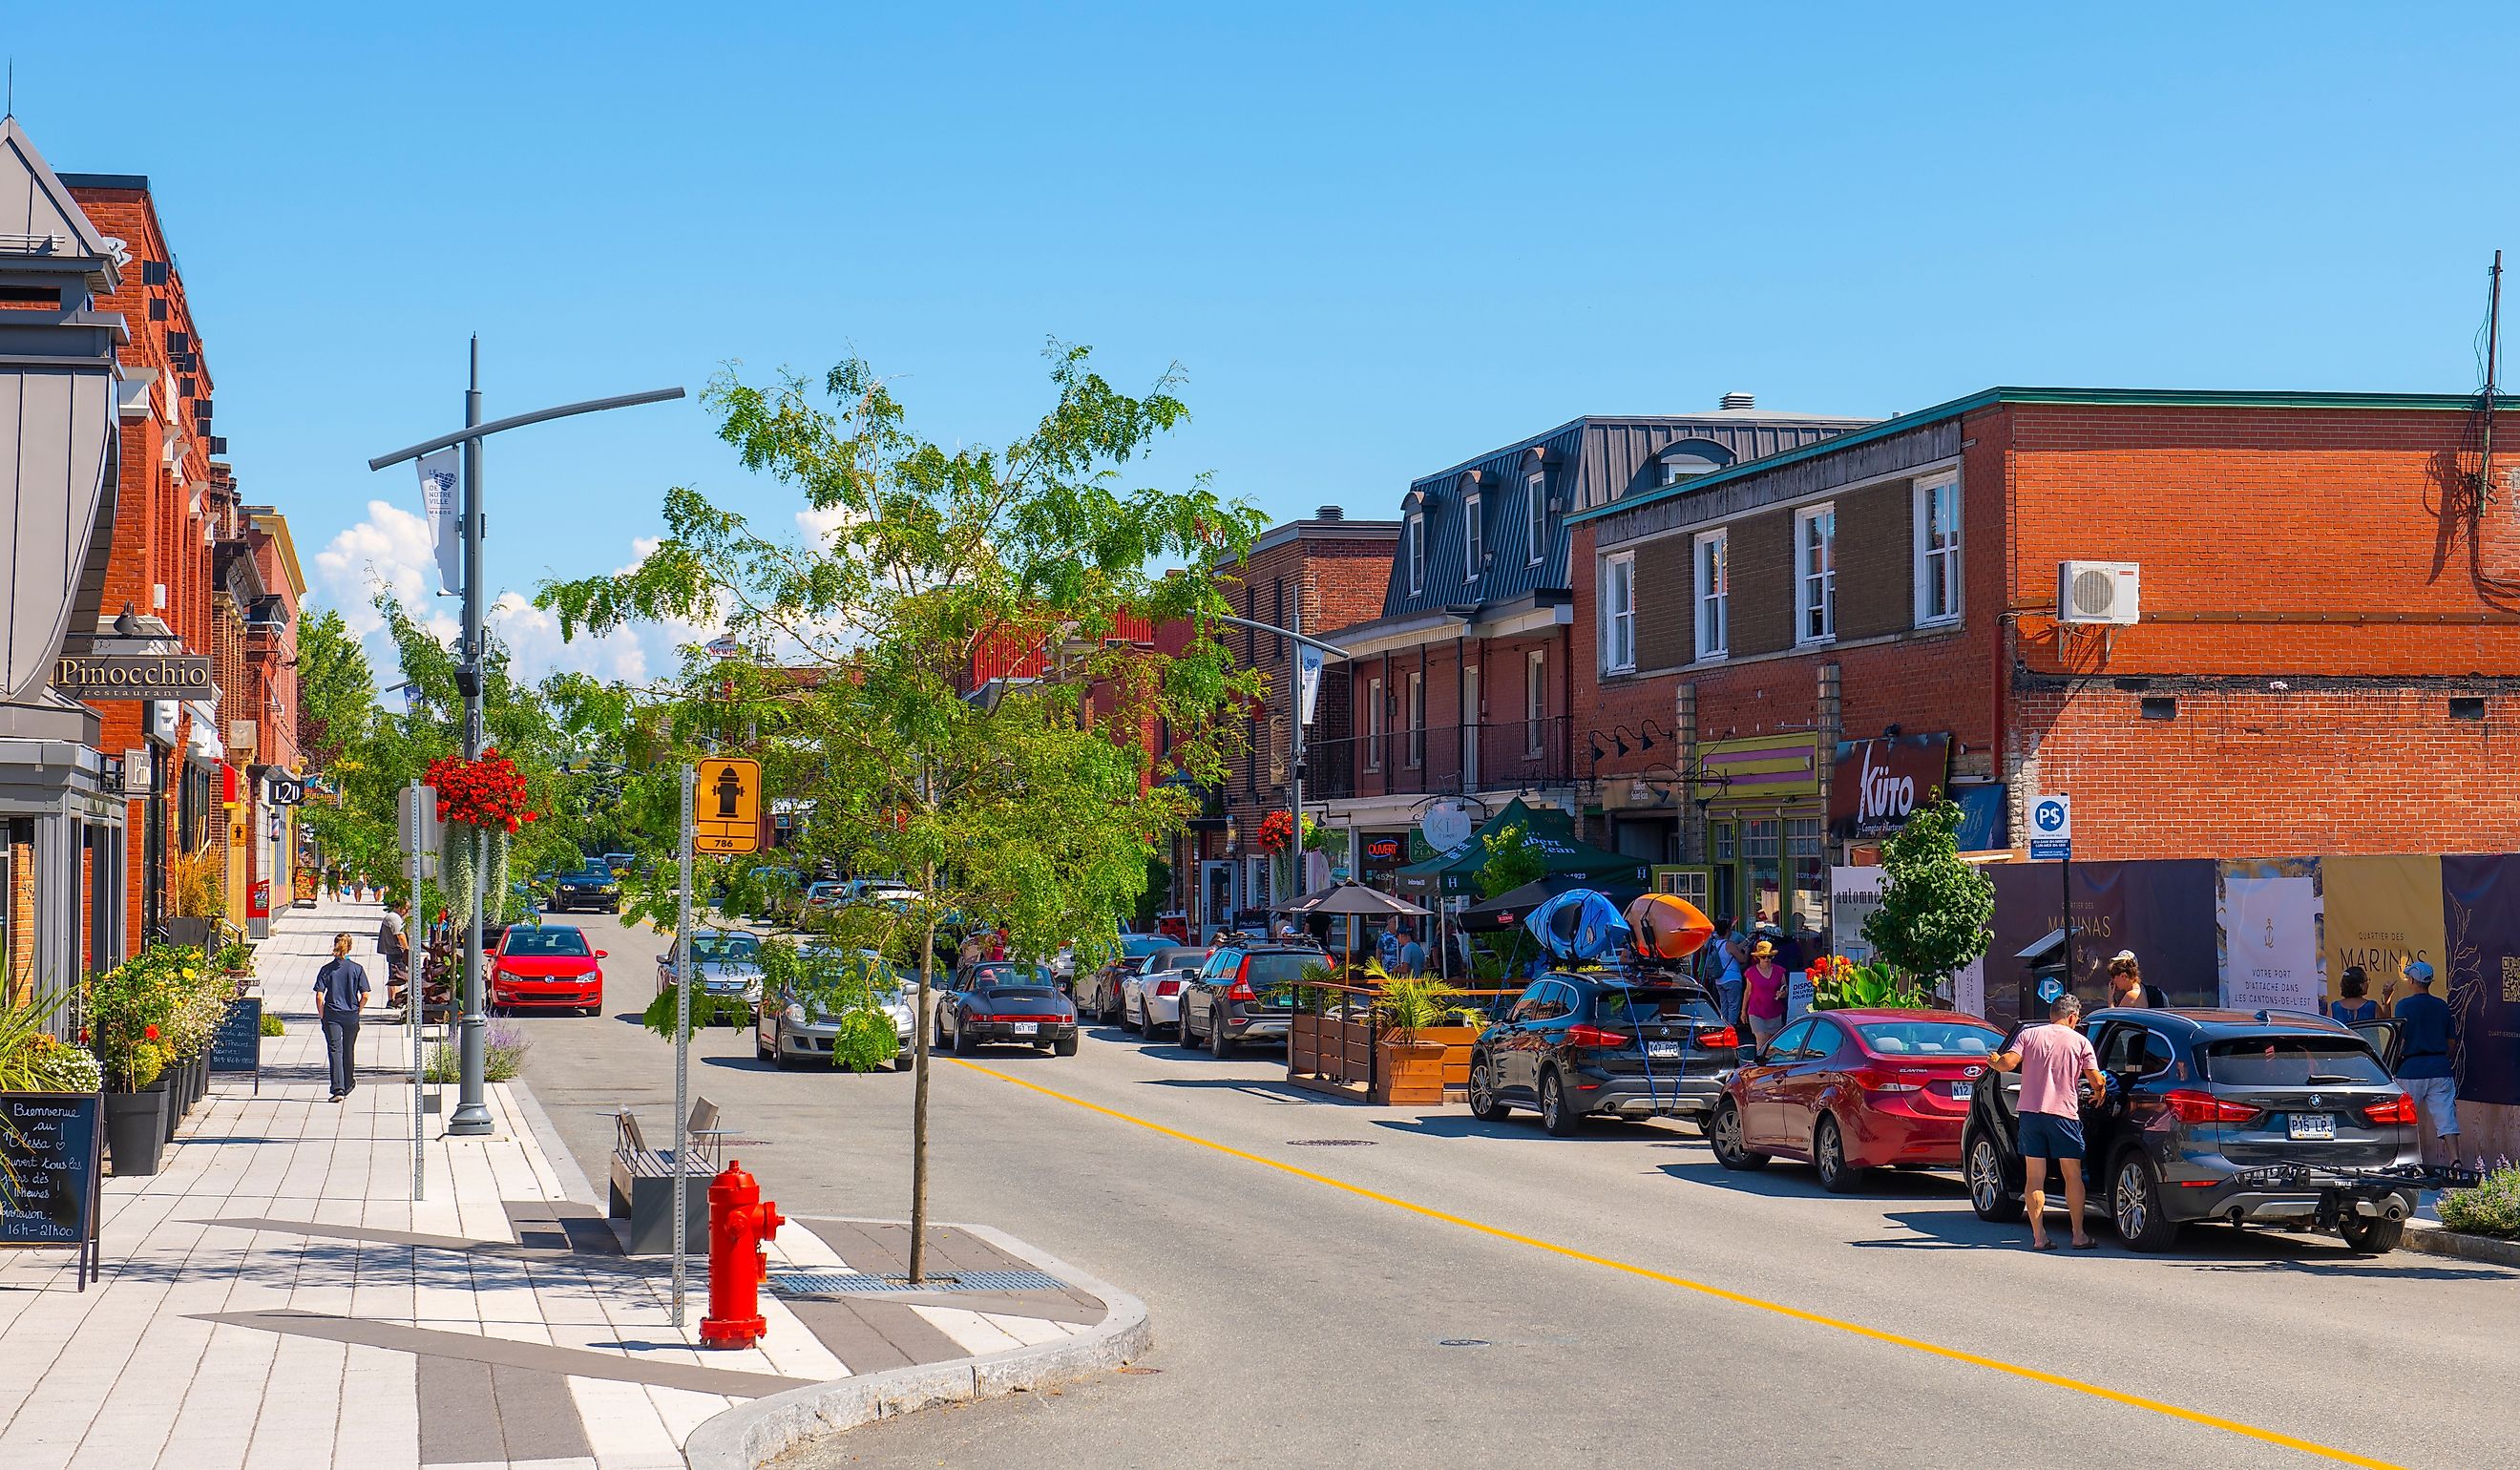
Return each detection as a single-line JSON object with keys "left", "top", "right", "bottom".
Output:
{"left": 425, "top": 748, "right": 538, "bottom": 923}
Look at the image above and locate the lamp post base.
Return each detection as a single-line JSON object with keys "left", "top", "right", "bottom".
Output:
{"left": 446, "top": 1103, "right": 495, "bottom": 1136}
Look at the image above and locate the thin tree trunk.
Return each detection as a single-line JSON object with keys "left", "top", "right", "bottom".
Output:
{"left": 909, "top": 855, "right": 935, "bottom": 1283}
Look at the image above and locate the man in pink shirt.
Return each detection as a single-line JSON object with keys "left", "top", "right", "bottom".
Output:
{"left": 1988, "top": 994, "right": 2110, "bottom": 1250}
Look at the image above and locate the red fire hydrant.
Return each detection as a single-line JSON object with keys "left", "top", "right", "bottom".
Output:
{"left": 699, "top": 1159, "right": 784, "bottom": 1350}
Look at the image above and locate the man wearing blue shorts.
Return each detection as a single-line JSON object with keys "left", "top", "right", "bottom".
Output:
{"left": 1989, "top": 993, "right": 2108, "bottom": 1250}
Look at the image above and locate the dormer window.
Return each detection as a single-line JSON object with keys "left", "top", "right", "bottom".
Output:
{"left": 1526, "top": 472, "right": 1548, "bottom": 565}
{"left": 1464, "top": 491, "right": 1483, "bottom": 578}
{"left": 1656, "top": 439, "right": 1735, "bottom": 487}
{"left": 1406, "top": 513, "right": 1426, "bottom": 595}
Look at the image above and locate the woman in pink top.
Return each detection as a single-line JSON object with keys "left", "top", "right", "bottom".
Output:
{"left": 1742, "top": 939, "right": 1790, "bottom": 1050}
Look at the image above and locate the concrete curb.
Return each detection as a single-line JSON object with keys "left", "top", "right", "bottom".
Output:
{"left": 507, "top": 1077, "right": 607, "bottom": 1210}
{"left": 2404, "top": 1219, "right": 2520, "bottom": 1270}
{"left": 681, "top": 1219, "right": 1151, "bottom": 1470}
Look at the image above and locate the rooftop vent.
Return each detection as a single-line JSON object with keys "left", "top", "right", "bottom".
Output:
{"left": 1719, "top": 392, "right": 1755, "bottom": 410}
{"left": 1315, "top": 505, "right": 1345, "bottom": 521}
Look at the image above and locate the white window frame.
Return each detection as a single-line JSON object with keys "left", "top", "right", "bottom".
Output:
{"left": 1366, "top": 677, "right": 1384, "bottom": 770}
{"left": 1913, "top": 472, "right": 1962, "bottom": 627}
{"left": 1796, "top": 503, "right": 1837, "bottom": 646}
{"left": 1526, "top": 472, "right": 1547, "bottom": 565}
{"left": 1464, "top": 492, "right": 1483, "bottom": 579}
{"left": 1406, "top": 670, "right": 1424, "bottom": 768}
{"left": 1693, "top": 528, "right": 1729, "bottom": 662}
{"left": 1523, "top": 647, "right": 1547, "bottom": 755}
{"left": 1405, "top": 514, "right": 1425, "bottom": 596}
{"left": 1601, "top": 551, "right": 1636, "bottom": 675}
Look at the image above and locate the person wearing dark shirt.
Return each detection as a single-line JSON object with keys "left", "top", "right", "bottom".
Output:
{"left": 314, "top": 934, "right": 371, "bottom": 1102}
{"left": 2390, "top": 960, "right": 2458, "bottom": 1158}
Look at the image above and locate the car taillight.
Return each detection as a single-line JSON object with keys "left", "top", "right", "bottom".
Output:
{"left": 1850, "top": 1067, "right": 1920, "bottom": 1094}
{"left": 2162, "top": 1088, "right": 2260, "bottom": 1124}
{"left": 1697, "top": 1026, "right": 1738, "bottom": 1049}
{"left": 1564, "top": 1023, "right": 1629, "bottom": 1049}
{"left": 1157, "top": 980, "right": 1182, "bottom": 997}
{"left": 1228, "top": 959, "right": 1253, "bottom": 1001}
{"left": 2362, "top": 1094, "right": 2419, "bottom": 1125}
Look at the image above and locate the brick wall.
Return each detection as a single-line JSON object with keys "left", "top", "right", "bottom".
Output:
{"left": 1834, "top": 477, "right": 1912, "bottom": 641}
{"left": 7, "top": 834, "right": 32, "bottom": 1006}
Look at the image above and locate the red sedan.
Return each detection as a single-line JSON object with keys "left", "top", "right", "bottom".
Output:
{"left": 1709, "top": 1008, "right": 2002, "bottom": 1191}
{"left": 490, "top": 925, "right": 607, "bottom": 1016}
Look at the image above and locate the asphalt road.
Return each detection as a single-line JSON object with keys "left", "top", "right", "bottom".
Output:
{"left": 508, "top": 912, "right": 2518, "bottom": 1470}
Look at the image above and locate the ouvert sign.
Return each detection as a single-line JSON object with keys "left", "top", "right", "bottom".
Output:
{"left": 52, "top": 654, "right": 216, "bottom": 702}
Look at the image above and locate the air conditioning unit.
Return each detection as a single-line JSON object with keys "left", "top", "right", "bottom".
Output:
{"left": 2057, "top": 561, "right": 2141, "bottom": 625}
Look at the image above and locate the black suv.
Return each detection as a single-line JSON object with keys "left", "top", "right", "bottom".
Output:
{"left": 1469, "top": 975, "right": 1739, "bottom": 1136}
{"left": 1964, "top": 1008, "right": 2423, "bottom": 1252}
{"left": 1178, "top": 943, "right": 1321, "bottom": 1056}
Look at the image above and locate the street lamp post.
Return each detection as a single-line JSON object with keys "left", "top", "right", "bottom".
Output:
{"left": 368, "top": 344, "right": 682, "bottom": 1136}
{"left": 1208, "top": 608, "right": 1349, "bottom": 927}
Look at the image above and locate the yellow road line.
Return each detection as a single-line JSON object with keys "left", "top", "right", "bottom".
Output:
{"left": 954, "top": 1059, "right": 2403, "bottom": 1470}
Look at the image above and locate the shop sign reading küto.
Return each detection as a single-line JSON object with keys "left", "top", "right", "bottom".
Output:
{"left": 52, "top": 653, "right": 216, "bottom": 702}
{"left": 1829, "top": 733, "right": 1952, "bottom": 838}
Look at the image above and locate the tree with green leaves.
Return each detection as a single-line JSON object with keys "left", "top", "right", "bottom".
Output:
{"left": 539, "top": 343, "right": 1264, "bottom": 1279}
{"left": 1477, "top": 822, "right": 1545, "bottom": 899}
{"left": 295, "top": 607, "right": 375, "bottom": 778}
{"left": 1860, "top": 794, "right": 1995, "bottom": 986}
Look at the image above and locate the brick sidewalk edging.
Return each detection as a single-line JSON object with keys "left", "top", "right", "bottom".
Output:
{"left": 679, "top": 1222, "right": 1153, "bottom": 1470}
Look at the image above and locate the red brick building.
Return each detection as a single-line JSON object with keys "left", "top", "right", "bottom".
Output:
{"left": 1569, "top": 387, "right": 2520, "bottom": 926}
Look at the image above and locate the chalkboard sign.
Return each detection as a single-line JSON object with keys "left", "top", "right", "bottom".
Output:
{"left": 1, "top": 1092, "right": 103, "bottom": 1288}
{"left": 209, "top": 998, "right": 262, "bottom": 1082}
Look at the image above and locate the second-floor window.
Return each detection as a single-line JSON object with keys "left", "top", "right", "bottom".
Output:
{"left": 1796, "top": 503, "right": 1837, "bottom": 645}
{"left": 1464, "top": 492, "right": 1483, "bottom": 579}
{"left": 1602, "top": 552, "right": 1636, "bottom": 674}
{"left": 1406, "top": 514, "right": 1426, "bottom": 596}
{"left": 1526, "top": 472, "right": 1548, "bottom": 565}
{"left": 1366, "top": 677, "right": 1384, "bottom": 769}
{"left": 1915, "top": 472, "right": 1962, "bottom": 626}
{"left": 1694, "top": 529, "right": 1729, "bottom": 662}
{"left": 1406, "top": 670, "right": 1424, "bottom": 767}
{"left": 1524, "top": 648, "right": 1547, "bottom": 754}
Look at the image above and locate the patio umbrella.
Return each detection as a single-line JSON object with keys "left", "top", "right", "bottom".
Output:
{"left": 1460, "top": 872, "right": 1647, "bottom": 933}
{"left": 1524, "top": 888, "right": 1632, "bottom": 963}
{"left": 1278, "top": 881, "right": 1430, "bottom": 918}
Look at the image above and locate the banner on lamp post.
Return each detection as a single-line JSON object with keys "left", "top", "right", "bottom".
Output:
{"left": 415, "top": 447, "right": 462, "bottom": 596}
{"left": 1296, "top": 645, "right": 1323, "bottom": 726}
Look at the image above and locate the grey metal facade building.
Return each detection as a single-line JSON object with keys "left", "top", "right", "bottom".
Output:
{"left": 2, "top": 117, "right": 133, "bottom": 1010}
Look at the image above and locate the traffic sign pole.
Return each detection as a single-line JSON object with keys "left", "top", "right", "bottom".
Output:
{"left": 673, "top": 764, "right": 694, "bottom": 1328}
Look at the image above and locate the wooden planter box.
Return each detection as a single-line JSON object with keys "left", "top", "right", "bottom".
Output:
{"left": 1415, "top": 1024, "right": 1481, "bottom": 1092}
{"left": 1291, "top": 1013, "right": 1376, "bottom": 1085}
{"left": 1373, "top": 1039, "right": 1449, "bottom": 1106}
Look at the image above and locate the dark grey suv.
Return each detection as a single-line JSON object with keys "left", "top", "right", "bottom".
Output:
{"left": 1178, "top": 943, "right": 1321, "bottom": 1056}
{"left": 1964, "top": 1008, "right": 2423, "bottom": 1252}
{"left": 1470, "top": 976, "right": 1738, "bottom": 1136}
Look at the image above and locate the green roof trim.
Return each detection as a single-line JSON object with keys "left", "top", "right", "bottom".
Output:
{"left": 1568, "top": 386, "right": 2511, "bottom": 526}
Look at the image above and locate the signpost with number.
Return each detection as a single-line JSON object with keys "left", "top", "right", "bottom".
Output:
{"left": 673, "top": 758, "right": 760, "bottom": 1328}
{"left": 694, "top": 758, "right": 763, "bottom": 855}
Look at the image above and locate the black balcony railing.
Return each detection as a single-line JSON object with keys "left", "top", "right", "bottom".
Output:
{"left": 1304, "top": 716, "right": 1572, "bottom": 801}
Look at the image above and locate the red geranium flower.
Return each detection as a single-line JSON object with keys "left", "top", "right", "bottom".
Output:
{"left": 144, "top": 1023, "right": 159, "bottom": 1040}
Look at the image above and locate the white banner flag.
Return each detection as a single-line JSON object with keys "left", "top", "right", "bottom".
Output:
{"left": 1297, "top": 645, "right": 1324, "bottom": 726}
{"left": 415, "top": 447, "right": 462, "bottom": 595}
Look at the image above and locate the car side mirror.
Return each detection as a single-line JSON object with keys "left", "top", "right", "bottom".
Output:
{"left": 597, "top": 950, "right": 609, "bottom": 958}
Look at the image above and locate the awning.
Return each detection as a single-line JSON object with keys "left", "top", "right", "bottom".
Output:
{"left": 187, "top": 701, "right": 225, "bottom": 764}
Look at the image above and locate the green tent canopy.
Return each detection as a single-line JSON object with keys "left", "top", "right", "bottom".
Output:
{"left": 1393, "top": 797, "right": 1649, "bottom": 899}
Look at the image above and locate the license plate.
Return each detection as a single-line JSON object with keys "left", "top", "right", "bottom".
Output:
{"left": 1646, "top": 1041, "right": 1681, "bottom": 1060}
{"left": 1013, "top": 1021, "right": 1039, "bottom": 1036}
{"left": 2288, "top": 1112, "right": 2335, "bottom": 1141}
{"left": 1949, "top": 1081, "right": 1974, "bottom": 1100}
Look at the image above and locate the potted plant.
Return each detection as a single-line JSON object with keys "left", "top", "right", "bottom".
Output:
{"left": 164, "top": 845, "right": 225, "bottom": 950}
{"left": 86, "top": 944, "right": 197, "bottom": 1174}
{"left": 1370, "top": 966, "right": 1460, "bottom": 1106}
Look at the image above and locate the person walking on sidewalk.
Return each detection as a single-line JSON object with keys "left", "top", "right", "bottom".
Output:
{"left": 1988, "top": 993, "right": 2108, "bottom": 1250}
{"left": 315, "top": 933, "right": 371, "bottom": 1103}
{"left": 2390, "top": 960, "right": 2460, "bottom": 1164}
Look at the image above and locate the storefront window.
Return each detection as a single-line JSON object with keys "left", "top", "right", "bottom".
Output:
{"left": 1743, "top": 818, "right": 1781, "bottom": 927}
{"left": 1787, "top": 816, "right": 1827, "bottom": 936}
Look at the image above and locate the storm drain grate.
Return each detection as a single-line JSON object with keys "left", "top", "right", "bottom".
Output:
{"left": 768, "top": 1269, "right": 1065, "bottom": 1296}
{"left": 1286, "top": 1139, "right": 1376, "bottom": 1146}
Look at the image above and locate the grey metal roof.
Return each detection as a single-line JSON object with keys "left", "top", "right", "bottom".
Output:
{"left": 1378, "top": 411, "right": 1871, "bottom": 620}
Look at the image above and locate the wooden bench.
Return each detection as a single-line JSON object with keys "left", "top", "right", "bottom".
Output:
{"left": 607, "top": 1098, "right": 724, "bottom": 1255}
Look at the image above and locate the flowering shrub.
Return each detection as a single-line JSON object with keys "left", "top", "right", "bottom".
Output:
{"left": 1807, "top": 955, "right": 1932, "bottom": 1012}
{"left": 86, "top": 944, "right": 211, "bottom": 1090}
{"left": 3, "top": 991, "right": 103, "bottom": 1093}
{"left": 1254, "top": 809, "right": 1319, "bottom": 855}
{"left": 2438, "top": 1160, "right": 2520, "bottom": 1240}
{"left": 424, "top": 747, "right": 540, "bottom": 833}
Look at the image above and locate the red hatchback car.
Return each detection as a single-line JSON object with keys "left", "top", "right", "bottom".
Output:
{"left": 490, "top": 925, "right": 607, "bottom": 1016}
{"left": 1709, "top": 1008, "right": 2002, "bottom": 1191}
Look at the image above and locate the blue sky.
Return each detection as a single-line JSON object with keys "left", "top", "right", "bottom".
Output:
{"left": 12, "top": 3, "right": 2516, "bottom": 677}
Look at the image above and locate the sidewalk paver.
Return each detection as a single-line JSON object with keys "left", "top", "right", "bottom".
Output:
{"left": 0, "top": 899, "right": 1109, "bottom": 1470}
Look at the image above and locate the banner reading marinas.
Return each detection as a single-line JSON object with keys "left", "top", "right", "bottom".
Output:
{"left": 2440, "top": 856, "right": 2520, "bottom": 1108}
{"left": 2320, "top": 855, "right": 2446, "bottom": 1012}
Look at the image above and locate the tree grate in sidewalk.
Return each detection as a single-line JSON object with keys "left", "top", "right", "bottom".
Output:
{"left": 768, "top": 1268, "right": 1066, "bottom": 1295}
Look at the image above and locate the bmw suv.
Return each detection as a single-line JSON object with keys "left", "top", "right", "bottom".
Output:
{"left": 1964, "top": 1007, "right": 2423, "bottom": 1252}
{"left": 1470, "top": 975, "right": 1739, "bottom": 1136}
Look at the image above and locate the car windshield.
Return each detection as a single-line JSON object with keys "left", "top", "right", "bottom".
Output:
{"left": 2205, "top": 1037, "right": 2388, "bottom": 1086}
{"left": 1593, "top": 988, "right": 1719, "bottom": 1024}
{"left": 1857, "top": 1020, "right": 2001, "bottom": 1057}
{"left": 690, "top": 933, "right": 760, "bottom": 963}
{"left": 1243, "top": 953, "right": 1320, "bottom": 989}
{"left": 503, "top": 929, "right": 590, "bottom": 957}
{"left": 569, "top": 866, "right": 613, "bottom": 881}
{"left": 972, "top": 963, "right": 1055, "bottom": 991}
{"left": 1121, "top": 935, "right": 1168, "bottom": 958}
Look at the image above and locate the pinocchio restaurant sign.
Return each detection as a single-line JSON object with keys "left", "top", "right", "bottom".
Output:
{"left": 52, "top": 654, "right": 215, "bottom": 702}
{"left": 1830, "top": 733, "right": 1952, "bottom": 838}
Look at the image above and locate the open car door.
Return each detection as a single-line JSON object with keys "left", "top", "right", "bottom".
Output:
{"left": 2350, "top": 1018, "right": 2403, "bottom": 1073}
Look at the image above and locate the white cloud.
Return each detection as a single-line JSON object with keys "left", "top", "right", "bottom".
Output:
{"left": 312, "top": 498, "right": 449, "bottom": 640}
